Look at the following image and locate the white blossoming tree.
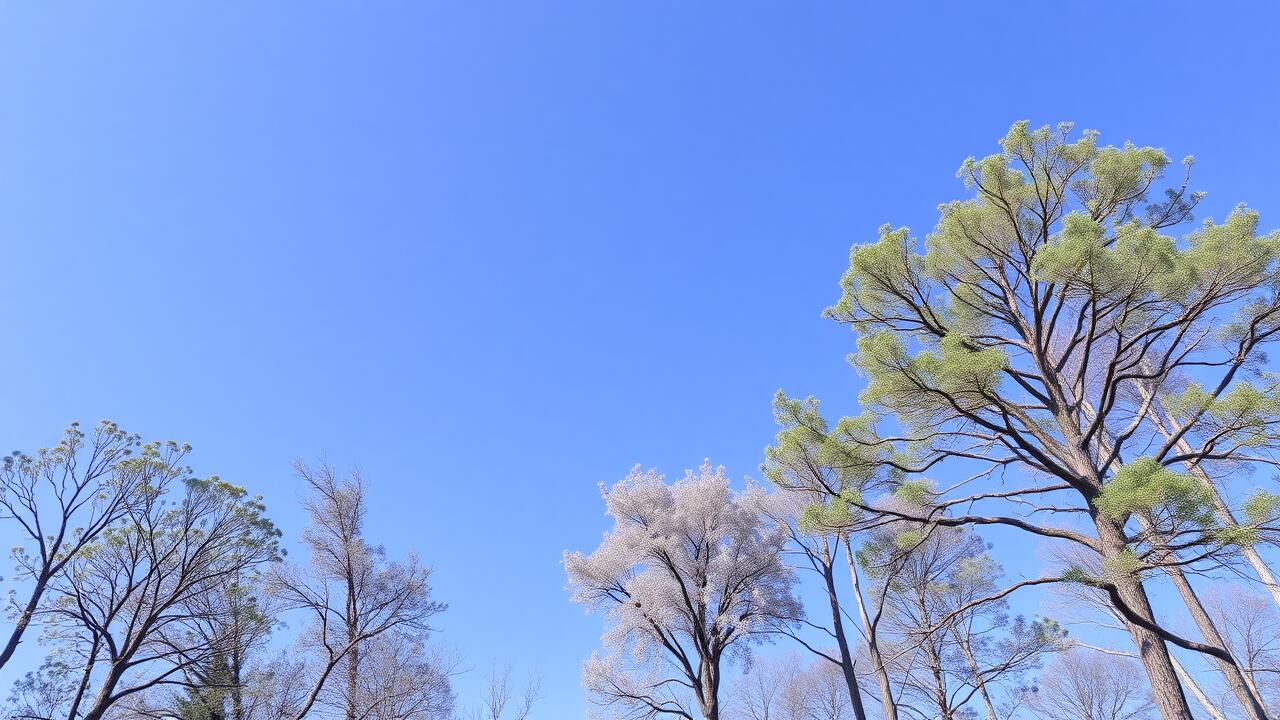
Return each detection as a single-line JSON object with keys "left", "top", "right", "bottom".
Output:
{"left": 565, "top": 461, "right": 802, "bottom": 720}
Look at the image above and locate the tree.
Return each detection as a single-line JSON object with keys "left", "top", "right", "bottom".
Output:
{"left": 749, "top": 489, "right": 869, "bottom": 720}
{"left": 270, "top": 461, "right": 445, "bottom": 720}
{"left": 792, "top": 121, "right": 1280, "bottom": 719}
{"left": 761, "top": 398, "right": 898, "bottom": 720}
{"left": 176, "top": 652, "right": 234, "bottom": 720}
{"left": 455, "top": 665, "right": 540, "bottom": 720}
{"left": 343, "top": 636, "right": 455, "bottom": 720}
{"left": 1205, "top": 587, "right": 1280, "bottom": 714}
{"left": 863, "top": 519, "right": 1063, "bottom": 720}
{"left": 41, "top": 443, "right": 282, "bottom": 720}
{"left": 0, "top": 422, "right": 152, "bottom": 673}
{"left": 564, "top": 462, "right": 802, "bottom": 720}
{"left": 729, "top": 655, "right": 852, "bottom": 720}
{"left": 1024, "top": 651, "right": 1155, "bottom": 720}
{"left": 4, "top": 659, "right": 78, "bottom": 720}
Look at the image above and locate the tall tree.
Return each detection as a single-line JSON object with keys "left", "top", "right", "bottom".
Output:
{"left": 762, "top": 396, "right": 899, "bottom": 720}
{"left": 564, "top": 462, "right": 802, "bottom": 720}
{"left": 794, "top": 121, "right": 1280, "bottom": 719}
{"left": 749, "top": 488, "right": 868, "bottom": 720}
{"left": 270, "top": 461, "right": 445, "bottom": 720}
{"left": 0, "top": 422, "right": 151, "bottom": 672}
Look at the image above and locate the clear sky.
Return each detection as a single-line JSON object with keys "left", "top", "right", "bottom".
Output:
{"left": 2, "top": 2, "right": 1279, "bottom": 717}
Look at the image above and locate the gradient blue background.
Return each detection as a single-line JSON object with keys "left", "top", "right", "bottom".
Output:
{"left": 2, "top": 2, "right": 1278, "bottom": 716}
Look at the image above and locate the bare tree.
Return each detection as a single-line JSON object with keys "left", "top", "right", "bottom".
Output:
{"left": 1024, "top": 651, "right": 1155, "bottom": 720}
{"left": 271, "top": 461, "right": 445, "bottom": 720}
{"left": 347, "top": 637, "right": 455, "bottom": 720}
{"left": 565, "top": 462, "right": 802, "bottom": 720}
{"left": 0, "top": 422, "right": 152, "bottom": 672}
{"left": 1206, "top": 587, "right": 1280, "bottom": 714}
{"left": 728, "top": 655, "right": 851, "bottom": 720}
{"left": 456, "top": 666, "right": 539, "bottom": 720}
{"left": 860, "top": 518, "right": 1064, "bottom": 720}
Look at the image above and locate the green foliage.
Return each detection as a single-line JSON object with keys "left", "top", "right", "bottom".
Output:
{"left": 1213, "top": 525, "right": 1260, "bottom": 548}
{"left": 855, "top": 330, "right": 1007, "bottom": 429}
{"left": 1061, "top": 566, "right": 1091, "bottom": 584}
{"left": 1095, "top": 457, "right": 1214, "bottom": 524}
{"left": 893, "top": 479, "right": 933, "bottom": 507}
{"left": 765, "top": 392, "right": 883, "bottom": 497}
{"left": 1243, "top": 490, "right": 1280, "bottom": 524}
{"left": 892, "top": 528, "right": 928, "bottom": 551}
{"left": 1102, "top": 548, "right": 1143, "bottom": 580}
{"left": 826, "top": 225, "right": 930, "bottom": 334}
{"left": 177, "top": 652, "right": 232, "bottom": 720}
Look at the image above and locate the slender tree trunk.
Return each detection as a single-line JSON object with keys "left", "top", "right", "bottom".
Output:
{"left": 1193, "top": 463, "right": 1280, "bottom": 607}
{"left": 65, "top": 636, "right": 100, "bottom": 720}
{"left": 0, "top": 575, "right": 47, "bottom": 672}
{"left": 1171, "top": 654, "right": 1229, "bottom": 720}
{"left": 1149, "top": 402, "right": 1280, "bottom": 609}
{"left": 1094, "top": 517, "right": 1194, "bottom": 720}
{"left": 955, "top": 631, "right": 998, "bottom": 720}
{"left": 346, "top": 562, "right": 359, "bottom": 720}
{"left": 823, "top": 536, "right": 869, "bottom": 720}
{"left": 844, "top": 536, "right": 897, "bottom": 720}
{"left": 928, "top": 647, "right": 952, "bottom": 720}
{"left": 346, "top": 628, "right": 359, "bottom": 720}
{"left": 230, "top": 651, "right": 245, "bottom": 720}
{"left": 1159, "top": 550, "right": 1268, "bottom": 719}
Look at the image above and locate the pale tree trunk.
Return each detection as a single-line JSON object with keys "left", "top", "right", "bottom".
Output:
{"left": 1172, "top": 655, "right": 1230, "bottom": 720}
{"left": 1157, "top": 547, "right": 1268, "bottom": 719}
{"left": 1095, "top": 517, "right": 1195, "bottom": 720}
{"left": 1146, "top": 398, "right": 1280, "bottom": 609}
{"left": 955, "top": 630, "right": 998, "bottom": 720}
{"left": 822, "top": 537, "right": 870, "bottom": 720}
{"left": 1188, "top": 460, "right": 1280, "bottom": 608}
{"left": 843, "top": 536, "right": 898, "bottom": 720}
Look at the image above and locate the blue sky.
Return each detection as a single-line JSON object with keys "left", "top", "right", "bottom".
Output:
{"left": 2, "top": 2, "right": 1279, "bottom": 716}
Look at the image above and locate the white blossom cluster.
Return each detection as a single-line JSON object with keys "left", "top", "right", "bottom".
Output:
{"left": 565, "top": 461, "right": 802, "bottom": 717}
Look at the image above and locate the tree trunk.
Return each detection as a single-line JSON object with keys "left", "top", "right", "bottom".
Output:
{"left": 0, "top": 575, "right": 47, "bottom": 672}
{"left": 1171, "top": 654, "right": 1229, "bottom": 720}
{"left": 823, "top": 537, "right": 869, "bottom": 720}
{"left": 346, "top": 560, "right": 359, "bottom": 720}
{"left": 346, "top": 632, "right": 359, "bottom": 720}
{"left": 1160, "top": 552, "right": 1268, "bottom": 719}
{"left": 1150, "top": 405, "right": 1280, "bottom": 609}
{"left": 1094, "top": 516, "right": 1194, "bottom": 720}
{"left": 79, "top": 661, "right": 128, "bottom": 720}
{"left": 844, "top": 536, "right": 898, "bottom": 720}
{"left": 955, "top": 631, "right": 998, "bottom": 720}
{"left": 698, "top": 657, "right": 720, "bottom": 720}
{"left": 65, "top": 636, "right": 99, "bottom": 720}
